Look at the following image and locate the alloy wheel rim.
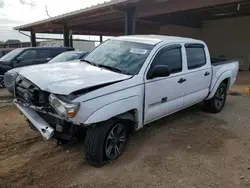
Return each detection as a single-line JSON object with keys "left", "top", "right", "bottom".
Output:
{"left": 105, "top": 123, "right": 126, "bottom": 160}
{"left": 215, "top": 88, "right": 225, "bottom": 109}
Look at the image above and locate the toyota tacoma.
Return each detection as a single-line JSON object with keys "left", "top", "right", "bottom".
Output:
{"left": 12, "top": 35, "right": 239, "bottom": 167}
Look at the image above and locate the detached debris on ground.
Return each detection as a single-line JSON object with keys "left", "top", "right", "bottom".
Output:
{"left": 228, "top": 91, "right": 241, "bottom": 96}
{"left": 0, "top": 99, "right": 11, "bottom": 103}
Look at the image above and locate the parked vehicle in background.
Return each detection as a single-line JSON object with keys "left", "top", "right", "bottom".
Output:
{"left": 0, "top": 47, "right": 74, "bottom": 88}
{"left": 48, "top": 51, "right": 88, "bottom": 63}
{"left": 0, "top": 48, "right": 15, "bottom": 87}
{"left": 11, "top": 35, "right": 239, "bottom": 167}
{"left": 0, "top": 48, "right": 14, "bottom": 58}
{"left": 4, "top": 50, "right": 86, "bottom": 91}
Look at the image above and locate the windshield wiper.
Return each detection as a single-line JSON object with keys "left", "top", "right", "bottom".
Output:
{"left": 81, "top": 60, "right": 128, "bottom": 75}
{"left": 80, "top": 59, "right": 99, "bottom": 67}
{"left": 98, "top": 64, "right": 125, "bottom": 74}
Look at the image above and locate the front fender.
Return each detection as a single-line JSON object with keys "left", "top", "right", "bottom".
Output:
{"left": 206, "top": 71, "right": 231, "bottom": 100}
{"left": 84, "top": 96, "right": 142, "bottom": 127}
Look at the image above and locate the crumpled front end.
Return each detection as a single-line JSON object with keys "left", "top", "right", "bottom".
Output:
{"left": 13, "top": 75, "right": 81, "bottom": 141}
{"left": 14, "top": 100, "right": 55, "bottom": 140}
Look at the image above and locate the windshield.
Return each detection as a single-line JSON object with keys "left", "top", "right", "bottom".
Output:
{"left": 48, "top": 51, "right": 84, "bottom": 63}
{"left": 84, "top": 39, "right": 154, "bottom": 75}
{"left": 0, "top": 48, "right": 23, "bottom": 61}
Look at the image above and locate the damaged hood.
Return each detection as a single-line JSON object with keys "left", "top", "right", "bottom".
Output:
{"left": 18, "top": 62, "right": 132, "bottom": 95}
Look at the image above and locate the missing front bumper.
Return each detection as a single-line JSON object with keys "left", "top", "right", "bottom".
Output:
{"left": 14, "top": 100, "right": 55, "bottom": 140}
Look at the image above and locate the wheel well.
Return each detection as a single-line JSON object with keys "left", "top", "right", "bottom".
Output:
{"left": 222, "top": 78, "right": 230, "bottom": 90}
{"left": 116, "top": 110, "right": 137, "bottom": 133}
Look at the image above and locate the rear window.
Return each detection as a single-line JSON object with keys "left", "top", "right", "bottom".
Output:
{"left": 186, "top": 46, "right": 206, "bottom": 69}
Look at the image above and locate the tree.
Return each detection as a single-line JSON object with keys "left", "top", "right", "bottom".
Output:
{"left": 5, "top": 39, "right": 21, "bottom": 44}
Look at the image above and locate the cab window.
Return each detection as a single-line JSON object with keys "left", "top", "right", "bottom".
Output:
{"left": 185, "top": 44, "right": 206, "bottom": 69}
{"left": 19, "top": 50, "right": 36, "bottom": 60}
{"left": 36, "top": 49, "right": 51, "bottom": 59}
{"left": 151, "top": 46, "right": 182, "bottom": 74}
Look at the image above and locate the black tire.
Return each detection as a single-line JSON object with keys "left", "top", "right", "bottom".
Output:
{"left": 204, "top": 82, "right": 227, "bottom": 113}
{"left": 84, "top": 118, "right": 128, "bottom": 167}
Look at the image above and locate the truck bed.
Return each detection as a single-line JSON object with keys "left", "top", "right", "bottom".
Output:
{"left": 209, "top": 59, "right": 239, "bottom": 93}
{"left": 211, "top": 57, "right": 236, "bottom": 66}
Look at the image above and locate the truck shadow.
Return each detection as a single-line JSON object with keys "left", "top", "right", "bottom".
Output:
{"left": 120, "top": 103, "right": 237, "bottom": 164}
{"left": 62, "top": 102, "right": 237, "bottom": 166}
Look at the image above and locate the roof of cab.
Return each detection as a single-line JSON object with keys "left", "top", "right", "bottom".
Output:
{"left": 20, "top": 47, "right": 74, "bottom": 50}
{"left": 114, "top": 35, "right": 202, "bottom": 45}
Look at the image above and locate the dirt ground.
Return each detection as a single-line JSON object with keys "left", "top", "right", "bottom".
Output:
{"left": 1, "top": 73, "right": 250, "bottom": 188}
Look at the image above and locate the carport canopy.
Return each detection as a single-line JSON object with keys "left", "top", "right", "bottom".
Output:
{"left": 14, "top": 0, "right": 250, "bottom": 46}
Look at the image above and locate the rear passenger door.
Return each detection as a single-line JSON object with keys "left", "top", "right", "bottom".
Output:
{"left": 183, "top": 44, "right": 212, "bottom": 107}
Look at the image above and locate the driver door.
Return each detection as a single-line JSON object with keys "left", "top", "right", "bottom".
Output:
{"left": 13, "top": 49, "right": 37, "bottom": 68}
{"left": 144, "top": 44, "right": 186, "bottom": 124}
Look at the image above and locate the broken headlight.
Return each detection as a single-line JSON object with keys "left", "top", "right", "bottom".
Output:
{"left": 4, "top": 70, "right": 19, "bottom": 94}
{"left": 49, "top": 94, "right": 80, "bottom": 118}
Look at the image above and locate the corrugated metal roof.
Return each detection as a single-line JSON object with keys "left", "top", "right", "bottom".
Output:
{"left": 14, "top": 0, "right": 132, "bottom": 30}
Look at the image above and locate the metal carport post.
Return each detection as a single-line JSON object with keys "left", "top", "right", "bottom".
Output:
{"left": 124, "top": 7, "right": 136, "bottom": 35}
{"left": 63, "top": 25, "right": 70, "bottom": 47}
{"left": 30, "top": 30, "right": 36, "bottom": 47}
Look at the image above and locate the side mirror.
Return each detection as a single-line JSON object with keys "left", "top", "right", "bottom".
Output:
{"left": 148, "top": 65, "right": 171, "bottom": 79}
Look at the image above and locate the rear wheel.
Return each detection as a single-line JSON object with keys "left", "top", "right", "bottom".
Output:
{"left": 84, "top": 118, "right": 127, "bottom": 167}
{"left": 204, "top": 82, "right": 227, "bottom": 113}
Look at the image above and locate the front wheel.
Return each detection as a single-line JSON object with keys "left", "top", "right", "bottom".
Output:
{"left": 204, "top": 82, "right": 227, "bottom": 113}
{"left": 84, "top": 119, "right": 127, "bottom": 167}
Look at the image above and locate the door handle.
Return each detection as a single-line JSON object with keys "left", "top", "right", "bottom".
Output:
{"left": 178, "top": 78, "right": 186, "bottom": 84}
{"left": 204, "top": 72, "right": 210, "bottom": 76}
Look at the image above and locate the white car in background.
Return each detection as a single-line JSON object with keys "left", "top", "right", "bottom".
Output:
{"left": 47, "top": 51, "right": 88, "bottom": 63}
{"left": 12, "top": 35, "right": 239, "bottom": 167}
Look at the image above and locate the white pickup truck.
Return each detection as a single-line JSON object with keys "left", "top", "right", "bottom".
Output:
{"left": 12, "top": 35, "right": 239, "bottom": 167}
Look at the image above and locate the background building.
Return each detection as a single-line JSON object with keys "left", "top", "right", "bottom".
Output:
{"left": 38, "top": 39, "right": 95, "bottom": 51}
{"left": 13, "top": 0, "right": 250, "bottom": 70}
{"left": 0, "top": 39, "right": 95, "bottom": 51}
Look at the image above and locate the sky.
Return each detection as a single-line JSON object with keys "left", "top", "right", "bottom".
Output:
{"left": 0, "top": 0, "right": 107, "bottom": 42}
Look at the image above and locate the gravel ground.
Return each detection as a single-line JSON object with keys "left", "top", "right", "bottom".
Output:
{"left": 0, "top": 93, "right": 250, "bottom": 188}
